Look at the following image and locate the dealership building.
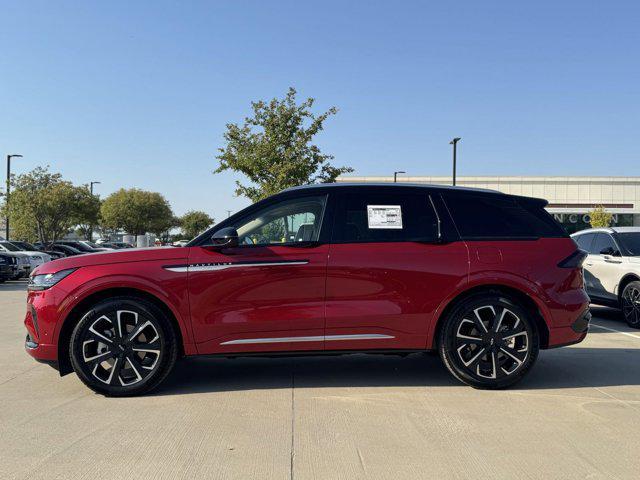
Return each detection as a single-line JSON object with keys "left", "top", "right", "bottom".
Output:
{"left": 336, "top": 176, "right": 640, "bottom": 234}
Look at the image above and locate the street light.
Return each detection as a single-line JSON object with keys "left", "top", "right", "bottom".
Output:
{"left": 449, "top": 137, "right": 461, "bottom": 186}
{"left": 5, "top": 154, "right": 23, "bottom": 240}
{"left": 90, "top": 181, "right": 101, "bottom": 195}
{"left": 393, "top": 171, "right": 406, "bottom": 183}
{"left": 88, "top": 181, "right": 101, "bottom": 241}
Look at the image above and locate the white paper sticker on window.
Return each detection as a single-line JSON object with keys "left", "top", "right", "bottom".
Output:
{"left": 367, "top": 205, "right": 403, "bottom": 229}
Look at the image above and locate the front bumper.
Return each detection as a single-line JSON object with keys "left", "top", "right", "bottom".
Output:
{"left": 24, "top": 286, "right": 68, "bottom": 364}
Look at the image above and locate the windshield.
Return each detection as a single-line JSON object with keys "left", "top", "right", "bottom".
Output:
{"left": 59, "top": 242, "right": 93, "bottom": 252}
{"left": 12, "top": 242, "right": 37, "bottom": 251}
{"left": 617, "top": 232, "right": 640, "bottom": 256}
{"left": 82, "top": 241, "right": 100, "bottom": 248}
{"left": 0, "top": 241, "right": 20, "bottom": 252}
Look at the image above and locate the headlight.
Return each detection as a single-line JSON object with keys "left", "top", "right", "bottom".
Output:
{"left": 28, "top": 269, "right": 77, "bottom": 291}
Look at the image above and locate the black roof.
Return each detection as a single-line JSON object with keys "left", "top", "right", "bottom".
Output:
{"left": 283, "top": 182, "right": 500, "bottom": 194}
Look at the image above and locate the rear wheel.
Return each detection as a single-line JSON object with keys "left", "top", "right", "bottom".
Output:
{"left": 439, "top": 294, "right": 540, "bottom": 389}
{"left": 69, "top": 297, "right": 177, "bottom": 396}
{"left": 621, "top": 281, "right": 640, "bottom": 329}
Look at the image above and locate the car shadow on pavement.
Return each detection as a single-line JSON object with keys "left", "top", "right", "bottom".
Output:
{"left": 151, "top": 346, "right": 640, "bottom": 396}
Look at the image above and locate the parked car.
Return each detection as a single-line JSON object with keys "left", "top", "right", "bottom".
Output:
{"left": 0, "top": 241, "right": 51, "bottom": 270}
{"left": 41, "top": 244, "right": 84, "bottom": 257}
{"left": 0, "top": 251, "right": 30, "bottom": 278}
{"left": 53, "top": 241, "right": 111, "bottom": 253}
{"left": 25, "top": 184, "right": 589, "bottom": 396}
{"left": 11, "top": 241, "right": 65, "bottom": 260}
{"left": 0, "top": 253, "right": 15, "bottom": 282}
{"left": 571, "top": 227, "right": 640, "bottom": 328}
{"left": 172, "top": 240, "right": 190, "bottom": 247}
{"left": 99, "top": 242, "right": 134, "bottom": 249}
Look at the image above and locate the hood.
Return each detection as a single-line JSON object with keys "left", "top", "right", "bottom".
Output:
{"left": 1, "top": 251, "right": 28, "bottom": 259}
{"left": 15, "top": 251, "right": 48, "bottom": 258}
{"left": 35, "top": 246, "right": 189, "bottom": 275}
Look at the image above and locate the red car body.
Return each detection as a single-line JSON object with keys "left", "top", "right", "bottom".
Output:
{"left": 24, "top": 184, "right": 590, "bottom": 392}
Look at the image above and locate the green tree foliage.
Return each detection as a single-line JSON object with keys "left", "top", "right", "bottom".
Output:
{"left": 2, "top": 166, "right": 100, "bottom": 243}
{"left": 588, "top": 205, "right": 613, "bottom": 228}
{"left": 179, "top": 210, "right": 214, "bottom": 239}
{"left": 74, "top": 188, "right": 102, "bottom": 240}
{"left": 215, "top": 87, "right": 353, "bottom": 202}
{"left": 100, "top": 188, "right": 174, "bottom": 236}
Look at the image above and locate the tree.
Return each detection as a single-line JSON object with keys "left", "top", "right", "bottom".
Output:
{"left": 101, "top": 188, "right": 174, "bottom": 236}
{"left": 2, "top": 166, "right": 99, "bottom": 243}
{"left": 215, "top": 87, "right": 353, "bottom": 202}
{"left": 589, "top": 205, "right": 612, "bottom": 228}
{"left": 74, "top": 188, "right": 102, "bottom": 240}
{"left": 180, "top": 210, "right": 214, "bottom": 239}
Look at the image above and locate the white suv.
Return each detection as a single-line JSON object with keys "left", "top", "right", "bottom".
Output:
{"left": 571, "top": 227, "right": 640, "bottom": 328}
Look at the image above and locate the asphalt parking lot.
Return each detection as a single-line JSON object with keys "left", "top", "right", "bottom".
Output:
{"left": 1, "top": 282, "right": 639, "bottom": 480}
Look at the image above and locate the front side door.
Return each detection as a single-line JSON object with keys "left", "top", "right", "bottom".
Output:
{"left": 187, "top": 194, "right": 330, "bottom": 354}
{"left": 585, "top": 233, "right": 623, "bottom": 301}
{"left": 325, "top": 189, "right": 469, "bottom": 351}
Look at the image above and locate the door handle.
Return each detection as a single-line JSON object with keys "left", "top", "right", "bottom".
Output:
{"left": 604, "top": 258, "right": 622, "bottom": 264}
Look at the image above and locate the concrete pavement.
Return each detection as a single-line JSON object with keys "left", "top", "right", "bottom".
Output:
{"left": 1, "top": 281, "right": 639, "bottom": 480}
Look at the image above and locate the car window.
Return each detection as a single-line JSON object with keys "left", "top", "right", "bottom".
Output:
{"left": 574, "top": 233, "right": 595, "bottom": 251}
{"left": 590, "top": 233, "right": 617, "bottom": 255}
{"left": 0, "top": 241, "right": 20, "bottom": 252}
{"left": 333, "top": 192, "right": 439, "bottom": 243}
{"left": 232, "top": 195, "right": 327, "bottom": 246}
{"left": 443, "top": 193, "right": 566, "bottom": 239}
{"left": 617, "top": 233, "right": 640, "bottom": 256}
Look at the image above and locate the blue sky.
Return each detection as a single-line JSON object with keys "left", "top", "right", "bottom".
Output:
{"left": 1, "top": 0, "right": 638, "bottom": 221}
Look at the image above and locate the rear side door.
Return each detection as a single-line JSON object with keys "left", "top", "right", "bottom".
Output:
{"left": 585, "top": 233, "right": 622, "bottom": 301}
{"left": 187, "top": 193, "right": 331, "bottom": 354}
{"left": 325, "top": 188, "right": 468, "bottom": 350}
{"left": 574, "top": 233, "right": 597, "bottom": 296}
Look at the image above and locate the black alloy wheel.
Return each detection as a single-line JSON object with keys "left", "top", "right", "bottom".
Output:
{"left": 439, "top": 294, "right": 540, "bottom": 389}
{"left": 621, "top": 281, "right": 640, "bottom": 329}
{"left": 70, "top": 297, "right": 177, "bottom": 396}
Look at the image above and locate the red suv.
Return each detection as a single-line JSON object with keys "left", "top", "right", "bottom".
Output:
{"left": 24, "top": 184, "right": 590, "bottom": 396}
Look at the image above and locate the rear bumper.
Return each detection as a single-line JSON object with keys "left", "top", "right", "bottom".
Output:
{"left": 547, "top": 307, "right": 591, "bottom": 348}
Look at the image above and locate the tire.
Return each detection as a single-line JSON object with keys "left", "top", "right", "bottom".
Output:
{"left": 69, "top": 296, "right": 178, "bottom": 396}
{"left": 438, "top": 293, "right": 540, "bottom": 389}
{"left": 621, "top": 281, "right": 640, "bottom": 329}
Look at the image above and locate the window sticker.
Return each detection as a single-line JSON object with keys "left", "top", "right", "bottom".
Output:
{"left": 367, "top": 205, "right": 403, "bottom": 229}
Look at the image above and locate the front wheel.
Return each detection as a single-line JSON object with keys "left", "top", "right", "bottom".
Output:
{"left": 69, "top": 297, "right": 178, "bottom": 396}
{"left": 439, "top": 294, "right": 540, "bottom": 389}
{"left": 621, "top": 281, "right": 640, "bottom": 329}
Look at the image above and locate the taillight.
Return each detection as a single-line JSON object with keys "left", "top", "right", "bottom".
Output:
{"left": 558, "top": 249, "right": 588, "bottom": 268}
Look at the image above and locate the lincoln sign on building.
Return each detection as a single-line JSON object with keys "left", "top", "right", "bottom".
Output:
{"left": 336, "top": 176, "right": 640, "bottom": 234}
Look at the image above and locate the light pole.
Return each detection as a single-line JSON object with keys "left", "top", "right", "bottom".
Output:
{"left": 90, "top": 181, "right": 101, "bottom": 195}
{"left": 393, "top": 171, "right": 406, "bottom": 183}
{"left": 449, "top": 137, "right": 461, "bottom": 186}
{"left": 226, "top": 210, "right": 232, "bottom": 218}
{"left": 5, "top": 154, "right": 23, "bottom": 240}
{"left": 88, "top": 181, "right": 101, "bottom": 240}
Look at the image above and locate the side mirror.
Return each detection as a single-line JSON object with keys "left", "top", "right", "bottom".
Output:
{"left": 600, "top": 246, "right": 620, "bottom": 256}
{"left": 210, "top": 227, "right": 239, "bottom": 248}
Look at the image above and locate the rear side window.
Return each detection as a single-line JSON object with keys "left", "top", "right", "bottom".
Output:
{"left": 333, "top": 192, "right": 439, "bottom": 243}
{"left": 574, "top": 233, "right": 595, "bottom": 251}
{"left": 443, "top": 193, "right": 567, "bottom": 240}
{"left": 590, "top": 233, "right": 617, "bottom": 255}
